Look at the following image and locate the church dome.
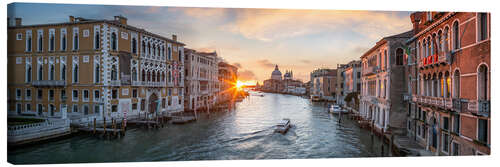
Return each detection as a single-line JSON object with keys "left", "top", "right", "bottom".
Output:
{"left": 271, "top": 65, "right": 282, "bottom": 80}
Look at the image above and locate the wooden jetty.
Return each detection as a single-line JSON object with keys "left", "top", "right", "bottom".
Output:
{"left": 171, "top": 116, "right": 196, "bottom": 124}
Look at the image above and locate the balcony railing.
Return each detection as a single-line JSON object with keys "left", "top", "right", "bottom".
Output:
{"left": 437, "top": 50, "right": 452, "bottom": 65}
{"left": 32, "top": 80, "right": 66, "bottom": 87}
{"left": 109, "top": 80, "right": 121, "bottom": 86}
{"left": 362, "top": 66, "right": 379, "bottom": 76}
{"left": 452, "top": 98, "right": 462, "bottom": 112}
{"left": 478, "top": 100, "right": 490, "bottom": 117}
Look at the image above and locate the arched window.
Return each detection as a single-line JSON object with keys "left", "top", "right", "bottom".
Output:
{"left": 142, "top": 41, "right": 146, "bottom": 54}
{"left": 27, "top": 33, "right": 32, "bottom": 52}
{"left": 478, "top": 65, "right": 488, "bottom": 100}
{"left": 38, "top": 34, "right": 43, "bottom": 52}
{"left": 148, "top": 43, "right": 151, "bottom": 55}
{"left": 61, "top": 64, "right": 66, "bottom": 80}
{"left": 444, "top": 27, "right": 449, "bottom": 52}
{"left": 147, "top": 71, "right": 151, "bottom": 81}
{"left": 111, "top": 65, "right": 117, "bottom": 81}
{"left": 396, "top": 48, "right": 404, "bottom": 65}
{"left": 26, "top": 65, "right": 32, "bottom": 82}
{"left": 427, "top": 37, "right": 431, "bottom": 57}
{"left": 157, "top": 71, "right": 160, "bottom": 82}
{"left": 453, "top": 70, "right": 460, "bottom": 98}
{"left": 141, "top": 69, "right": 145, "bottom": 82}
{"left": 433, "top": 73, "right": 437, "bottom": 97}
{"left": 61, "top": 34, "right": 66, "bottom": 51}
{"left": 453, "top": 21, "right": 459, "bottom": 50}
{"left": 153, "top": 45, "right": 157, "bottom": 57}
{"left": 49, "top": 64, "right": 55, "bottom": 80}
{"left": 438, "top": 31, "right": 443, "bottom": 53}
{"left": 152, "top": 71, "right": 156, "bottom": 82}
{"left": 439, "top": 72, "right": 443, "bottom": 97}
{"left": 73, "top": 32, "right": 79, "bottom": 50}
{"left": 111, "top": 32, "right": 117, "bottom": 51}
{"left": 132, "top": 67, "right": 137, "bottom": 81}
{"left": 162, "top": 72, "right": 165, "bottom": 82}
{"left": 445, "top": 71, "right": 451, "bottom": 98}
{"left": 73, "top": 64, "right": 78, "bottom": 83}
{"left": 417, "top": 42, "right": 421, "bottom": 60}
{"left": 383, "top": 79, "right": 387, "bottom": 98}
{"left": 38, "top": 64, "right": 43, "bottom": 80}
{"left": 168, "top": 70, "right": 172, "bottom": 82}
{"left": 132, "top": 38, "right": 137, "bottom": 54}
{"left": 168, "top": 47, "right": 172, "bottom": 60}
{"left": 94, "top": 64, "right": 100, "bottom": 83}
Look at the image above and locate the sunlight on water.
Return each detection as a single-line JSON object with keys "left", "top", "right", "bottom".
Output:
{"left": 8, "top": 92, "right": 389, "bottom": 164}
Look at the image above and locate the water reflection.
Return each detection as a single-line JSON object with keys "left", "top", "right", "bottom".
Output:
{"left": 8, "top": 92, "right": 389, "bottom": 164}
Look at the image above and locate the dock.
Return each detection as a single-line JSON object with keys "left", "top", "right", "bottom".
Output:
{"left": 171, "top": 116, "right": 196, "bottom": 124}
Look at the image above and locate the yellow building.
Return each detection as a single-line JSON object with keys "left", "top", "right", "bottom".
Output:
{"left": 7, "top": 16, "right": 185, "bottom": 123}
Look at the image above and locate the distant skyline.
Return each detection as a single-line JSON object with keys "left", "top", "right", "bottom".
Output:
{"left": 8, "top": 3, "right": 413, "bottom": 84}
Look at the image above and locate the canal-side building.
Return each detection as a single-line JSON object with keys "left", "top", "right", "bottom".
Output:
{"left": 359, "top": 30, "right": 413, "bottom": 136}
{"left": 218, "top": 61, "right": 238, "bottom": 104}
{"left": 262, "top": 65, "right": 304, "bottom": 95}
{"left": 407, "top": 12, "right": 490, "bottom": 155}
{"left": 336, "top": 64, "right": 348, "bottom": 105}
{"left": 310, "top": 68, "right": 337, "bottom": 101}
{"left": 343, "top": 60, "right": 362, "bottom": 110}
{"left": 7, "top": 15, "right": 185, "bottom": 123}
{"left": 184, "top": 48, "right": 220, "bottom": 111}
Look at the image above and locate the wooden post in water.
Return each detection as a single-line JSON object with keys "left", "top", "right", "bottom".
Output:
{"left": 103, "top": 117, "right": 106, "bottom": 135}
{"left": 389, "top": 134, "right": 394, "bottom": 156}
{"left": 93, "top": 118, "right": 96, "bottom": 134}
{"left": 113, "top": 118, "right": 117, "bottom": 136}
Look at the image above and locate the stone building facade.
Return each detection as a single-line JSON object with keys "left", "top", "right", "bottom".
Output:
{"left": 217, "top": 62, "right": 238, "bottom": 104}
{"left": 7, "top": 15, "right": 185, "bottom": 124}
{"left": 406, "top": 12, "right": 490, "bottom": 155}
{"left": 183, "top": 48, "right": 219, "bottom": 111}
{"left": 359, "top": 30, "right": 413, "bottom": 135}
{"left": 310, "top": 68, "right": 337, "bottom": 101}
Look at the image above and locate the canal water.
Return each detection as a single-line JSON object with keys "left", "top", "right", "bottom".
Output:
{"left": 8, "top": 92, "right": 389, "bottom": 164}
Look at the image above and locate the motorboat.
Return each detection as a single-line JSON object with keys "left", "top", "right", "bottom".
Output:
{"left": 274, "top": 118, "right": 291, "bottom": 134}
{"left": 329, "top": 104, "right": 347, "bottom": 114}
{"left": 311, "top": 95, "right": 321, "bottom": 102}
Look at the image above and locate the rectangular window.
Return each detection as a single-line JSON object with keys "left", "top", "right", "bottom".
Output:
{"left": 16, "top": 103, "right": 22, "bottom": 113}
{"left": 26, "top": 103, "right": 32, "bottom": 112}
{"left": 478, "top": 119, "right": 488, "bottom": 143}
{"left": 37, "top": 104, "right": 43, "bottom": 113}
{"left": 94, "top": 90, "right": 100, "bottom": 102}
{"left": 162, "top": 98, "right": 166, "bottom": 108}
{"left": 133, "top": 89, "right": 137, "bottom": 98}
{"left": 83, "top": 90, "right": 89, "bottom": 102}
{"left": 452, "top": 142, "right": 460, "bottom": 156}
{"left": 72, "top": 90, "right": 78, "bottom": 101}
{"left": 49, "top": 29, "right": 55, "bottom": 51}
{"left": 37, "top": 89, "right": 43, "bottom": 100}
{"left": 442, "top": 133, "right": 449, "bottom": 153}
{"left": 443, "top": 117, "right": 449, "bottom": 131}
{"left": 94, "top": 26, "right": 100, "bottom": 49}
{"left": 16, "top": 88, "right": 22, "bottom": 100}
{"left": 132, "top": 103, "right": 138, "bottom": 110}
{"left": 83, "top": 104, "right": 89, "bottom": 115}
{"left": 25, "top": 89, "right": 32, "bottom": 100}
{"left": 168, "top": 98, "right": 172, "bottom": 106}
{"left": 72, "top": 104, "right": 79, "bottom": 113}
{"left": 480, "top": 13, "right": 488, "bottom": 41}
{"left": 94, "top": 104, "right": 100, "bottom": 115}
{"left": 61, "top": 90, "right": 66, "bottom": 100}
{"left": 49, "top": 89, "right": 54, "bottom": 101}
{"left": 112, "top": 89, "right": 118, "bottom": 99}
{"left": 453, "top": 114, "right": 460, "bottom": 134}
{"left": 112, "top": 105, "right": 118, "bottom": 112}
{"left": 141, "top": 99, "right": 145, "bottom": 110}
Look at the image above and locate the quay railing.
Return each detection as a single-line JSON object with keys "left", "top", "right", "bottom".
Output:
{"left": 8, "top": 118, "right": 70, "bottom": 143}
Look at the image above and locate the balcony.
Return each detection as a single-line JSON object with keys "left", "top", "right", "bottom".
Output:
{"left": 478, "top": 100, "right": 490, "bottom": 117}
{"left": 132, "top": 81, "right": 142, "bottom": 86}
{"left": 437, "top": 50, "right": 452, "bottom": 65}
{"left": 452, "top": 98, "right": 462, "bottom": 112}
{"left": 468, "top": 100, "right": 490, "bottom": 117}
{"left": 32, "top": 80, "right": 66, "bottom": 87}
{"left": 109, "top": 80, "right": 121, "bottom": 86}
{"left": 362, "top": 66, "right": 379, "bottom": 76}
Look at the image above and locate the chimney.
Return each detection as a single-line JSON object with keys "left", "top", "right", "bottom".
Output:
{"left": 172, "top": 34, "right": 177, "bottom": 41}
{"left": 69, "top": 16, "right": 75, "bottom": 23}
{"left": 15, "top": 18, "right": 22, "bottom": 26}
{"left": 114, "top": 15, "right": 127, "bottom": 25}
{"left": 410, "top": 12, "right": 420, "bottom": 35}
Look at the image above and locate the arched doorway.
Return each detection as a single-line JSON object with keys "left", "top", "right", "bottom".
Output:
{"left": 148, "top": 93, "right": 159, "bottom": 113}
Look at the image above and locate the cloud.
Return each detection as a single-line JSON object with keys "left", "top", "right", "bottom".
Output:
{"left": 257, "top": 59, "right": 276, "bottom": 68}
{"left": 221, "top": 9, "right": 411, "bottom": 41}
{"left": 232, "top": 63, "right": 242, "bottom": 68}
{"left": 238, "top": 70, "right": 257, "bottom": 81}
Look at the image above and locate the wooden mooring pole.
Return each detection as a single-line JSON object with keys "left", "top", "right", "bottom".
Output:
{"left": 93, "top": 118, "right": 96, "bottom": 134}
{"left": 103, "top": 117, "right": 106, "bottom": 135}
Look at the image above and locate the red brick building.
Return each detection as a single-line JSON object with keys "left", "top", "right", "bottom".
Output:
{"left": 406, "top": 12, "right": 490, "bottom": 155}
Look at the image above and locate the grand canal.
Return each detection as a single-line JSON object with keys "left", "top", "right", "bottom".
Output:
{"left": 8, "top": 92, "right": 390, "bottom": 164}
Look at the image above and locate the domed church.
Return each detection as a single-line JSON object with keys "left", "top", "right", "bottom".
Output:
{"left": 271, "top": 65, "right": 282, "bottom": 80}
